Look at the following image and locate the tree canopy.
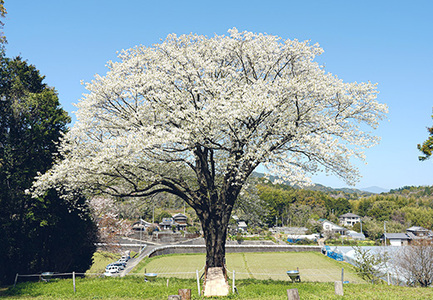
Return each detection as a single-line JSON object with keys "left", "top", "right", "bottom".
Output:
{"left": 418, "top": 113, "right": 433, "bottom": 161}
{"left": 0, "top": 56, "right": 97, "bottom": 284}
{"left": 33, "top": 29, "right": 387, "bottom": 268}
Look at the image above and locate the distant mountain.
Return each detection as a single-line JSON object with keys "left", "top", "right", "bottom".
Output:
{"left": 251, "top": 172, "right": 373, "bottom": 195}
{"left": 360, "top": 186, "right": 389, "bottom": 194}
{"left": 308, "top": 184, "right": 372, "bottom": 195}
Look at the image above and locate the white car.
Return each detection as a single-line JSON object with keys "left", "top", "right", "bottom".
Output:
{"left": 103, "top": 271, "right": 115, "bottom": 277}
{"left": 118, "top": 258, "right": 128, "bottom": 264}
{"left": 107, "top": 262, "right": 125, "bottom": 270}
{"left": 105, "top": 265, "right": 120, "bottom": 274}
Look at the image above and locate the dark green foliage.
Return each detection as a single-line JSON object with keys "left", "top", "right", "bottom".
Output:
{"left": 256, "top": 180, "right": 350, "bottom": 227}
{"left": 257, "top": 178, "right": 433, "bottom": 242}
{"left": 418, "top": 113, "right": 433, "bottom": 161}
{"left": 0, "top": 56, "right": 97, "bottom": 284}
{"left": 155, "top": 211, "right": 172, "bottom": 223}
{"left": 351, "top": 186, "right": 433, "bottom": 233}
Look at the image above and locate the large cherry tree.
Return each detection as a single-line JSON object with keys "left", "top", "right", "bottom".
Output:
{"left": 34, "top": 29, "right": 387, "bottom": 268}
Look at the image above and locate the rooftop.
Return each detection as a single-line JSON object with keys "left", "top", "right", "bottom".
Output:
{"left": 339, "top": 213, "right": 361, "bottom": 218}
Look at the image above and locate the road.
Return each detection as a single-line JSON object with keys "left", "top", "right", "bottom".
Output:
{"left": 119, "top": 244, "right": 157, "bottom": 276}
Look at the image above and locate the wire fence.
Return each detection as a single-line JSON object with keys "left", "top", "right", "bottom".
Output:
{"left": 13, "top": 267, "right": 402, "bottom": 299}
{"left": 12, "top": 267, "right": 376, "bottom": 286}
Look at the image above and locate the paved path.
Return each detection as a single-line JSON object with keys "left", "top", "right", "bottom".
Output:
{"left": 120, "top": 243, "right": 158, "bottom": 276}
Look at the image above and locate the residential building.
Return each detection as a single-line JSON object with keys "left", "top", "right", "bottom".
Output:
{"left": 172, "top": 213, "right": 188, "bottom": 230}
{"left": 406, "top": 226, "right": 432, "bottom": 238}
{"left": 384, "top": 233, "right": 411, "bottom": 246}
{"left": 131, "top": 219, "right": 154, "bottom": 231}
{"left": 321, "top": 219, "right": 348, "bottom": 235}
{"left": 338, "top": 213, "right": 361, "bottom": 227}
{"left": 383, "top": 226, "right": 433, "bottom": 246}
{"left": 237, "top": 221, "right": 247, "bottom": 232}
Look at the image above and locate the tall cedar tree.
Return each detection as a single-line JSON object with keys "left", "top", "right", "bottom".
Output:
{"left": 0, "top": 56, "right": 97, "bottom": 284}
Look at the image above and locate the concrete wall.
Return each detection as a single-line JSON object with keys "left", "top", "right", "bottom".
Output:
{"left": 148, "top": 244, "right": 321, "bottom": 258}
{"left": 129, "top": 231, "right": 200, "bottom": 243}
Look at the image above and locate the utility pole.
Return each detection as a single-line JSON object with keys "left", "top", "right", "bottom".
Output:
{"left": 384, "top": 221, "right": 387, "bottom": 246}
{"left": 140, "top": 219, "right": 143, "bottom": 249}
{"left": 360, "top": 219, "right": 363, "bottom": 234}
{"left": 152, "top": 197, "right": 155, "bottom": 224}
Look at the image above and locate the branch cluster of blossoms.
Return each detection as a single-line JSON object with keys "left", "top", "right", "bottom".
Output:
{"left": 32, "top": 28, "right": 387, "bottom": 202}
{"left": 88, "top": 197, "right": 131, "bottom": 248}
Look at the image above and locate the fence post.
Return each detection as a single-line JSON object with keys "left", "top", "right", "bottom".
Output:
{"left": 13, "top": 273, "right": 18, "bottom": 288}
{"left": 341, "top": 268, "right": 344, "bottom": 283}
{"left": 196, "top": 270, "right": 200, "bottom": 296}
{"left": 73, "top": 272, "right": 76, "bottom": 293}
{"left": 387, "top": 272, "right": 390, "bottom": 285}
{"left": 232, "top": 270, "right": 235, "bottom": 294}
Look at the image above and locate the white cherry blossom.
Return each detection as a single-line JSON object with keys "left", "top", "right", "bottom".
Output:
{"left": 33, "top": 29, "right": 387, "bottom": 268}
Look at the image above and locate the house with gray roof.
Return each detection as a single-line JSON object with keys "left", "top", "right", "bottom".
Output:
{"left": 406, "top": 226, "right": 432, "bottom": 238}
{"left": 383, "top": 226, "right": 433, "bottom": 246}
{"left": 338, "top": 213, "right": 361, "bottom": 227}
{"left": 322, "top": 219, "right": 348, "bottom": 235}
{"left": 384, "top": 232, "right": 411, "bottom": 246}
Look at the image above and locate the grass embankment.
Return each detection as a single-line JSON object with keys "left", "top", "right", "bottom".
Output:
{"left": 3, "top": 277, "right": 433, "bottom": 299}
{"left": 133, "top": 252, "right": 361, "bottom": 283}
{"left": 85, "top": 251, "right": 122, "bottom": 274}
{"left": 86, "top": 250, "right": 138, "bottom": 274}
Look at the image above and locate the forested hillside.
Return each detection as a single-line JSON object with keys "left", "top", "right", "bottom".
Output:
{"left": 254, "top": 179, "right": 433, "bottom": 240}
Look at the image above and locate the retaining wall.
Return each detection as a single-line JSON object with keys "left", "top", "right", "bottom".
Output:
{"left": 148, "top": 244, "right": 321, "bottom": 258}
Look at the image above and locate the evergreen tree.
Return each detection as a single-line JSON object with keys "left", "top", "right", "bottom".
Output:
{"left": 0, "top": 57, "right": 97, "bottom": 284}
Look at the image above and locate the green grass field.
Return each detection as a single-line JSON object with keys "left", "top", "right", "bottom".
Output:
{"left": 3, "top": 277, "right": 433, "bottom": 299}
{"left": 132, "top": 252, "right": 362, "bottom": 283}
{"left": 4, "top": 252, "right": 429, "bottom": 299}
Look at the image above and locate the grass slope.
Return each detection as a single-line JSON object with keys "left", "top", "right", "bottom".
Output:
{"left": 86, "top": 251, "right": 122, "bottom": 274}
{"left": 3, "top": 277, "right": 433, "bottom": 299}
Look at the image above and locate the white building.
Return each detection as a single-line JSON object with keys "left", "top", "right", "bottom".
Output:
{"left": 338, "top": 213, "right": 361, "bottom": 227}
{"left": 322, "top": 220, "right": 348, "bottom": 235}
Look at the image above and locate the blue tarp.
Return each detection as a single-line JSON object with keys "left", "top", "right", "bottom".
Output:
{"left": 287, "top": 238, "right": 302, "bottom": 243}
{"left": 323, "top": 246, "right": 344, "bottom": 261}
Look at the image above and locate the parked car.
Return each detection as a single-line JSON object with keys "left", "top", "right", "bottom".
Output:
{"left": 121, "top": 255, "right": 129, "bottom": 261}
{"left": 105, "top": 265, "right": 120, "bottom": 274}
{"left": 111, "top": 262, "right": 125, "bottom": 270}
{"left": 118, "top": 258, "right": 128, "bottom": 264}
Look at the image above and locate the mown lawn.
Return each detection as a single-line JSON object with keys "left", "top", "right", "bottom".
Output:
{"left": 132, "top": 252, "right": 362, "bottom": 283}
{"left": 3, "top": 277, "right": 433, "bottom": 299}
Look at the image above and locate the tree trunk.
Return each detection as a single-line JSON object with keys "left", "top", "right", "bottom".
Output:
{"left": 199, "top": 206, "right": 231, "bottom": 268}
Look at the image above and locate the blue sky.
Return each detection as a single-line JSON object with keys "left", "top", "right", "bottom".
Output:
{"left": 3, "top": 0, "right": 433, "bottom": 190}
